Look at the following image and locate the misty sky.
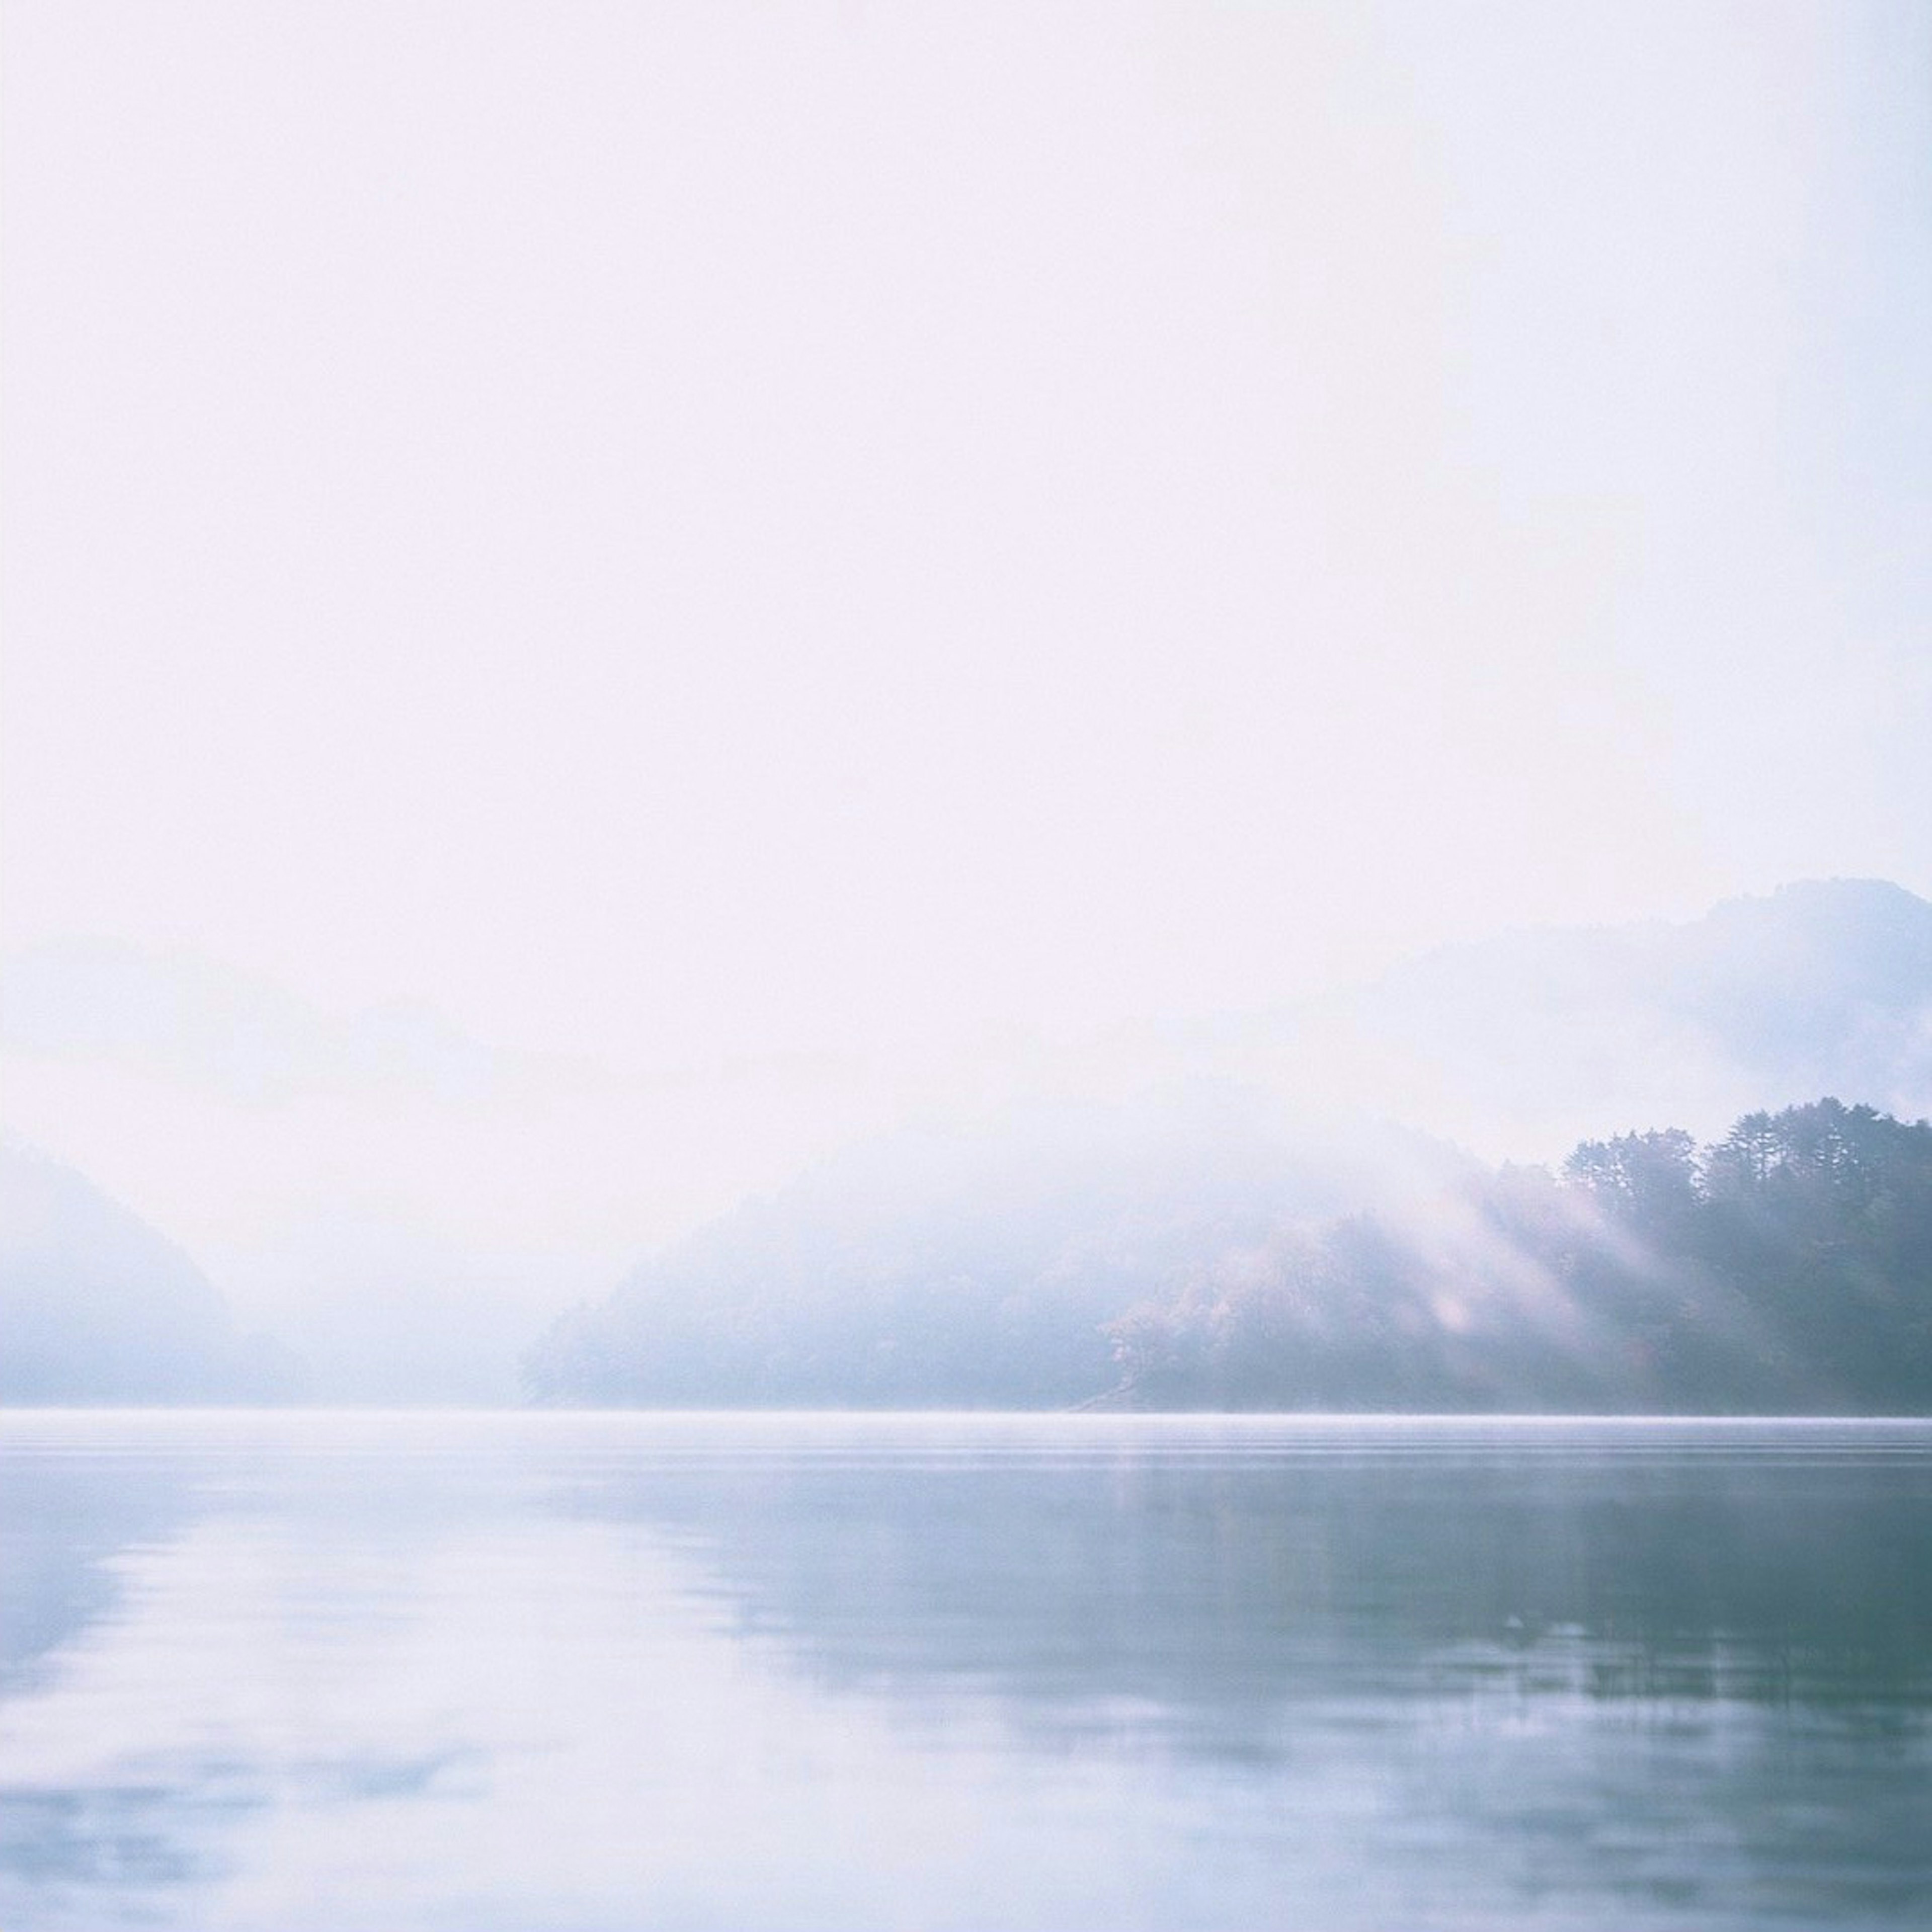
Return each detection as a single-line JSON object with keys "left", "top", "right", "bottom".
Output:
{"left": 3, "top": 3, "right": 1929, "bottom": 1289}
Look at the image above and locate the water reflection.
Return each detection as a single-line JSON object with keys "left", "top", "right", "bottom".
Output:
{"left": 2, "top": 1412, "right": 1927, "bottom": 1930}
{"left": 547, "top": 1415, "right": 1932, "bottom": 1720}
{"left": 0, "top": 1432, "right": 192, "bottom": 1694}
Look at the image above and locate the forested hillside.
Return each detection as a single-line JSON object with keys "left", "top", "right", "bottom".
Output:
{"left": 526, "top": 1094, "right": 1471, "bottom": 1408}
{"left": 528, "top": 1099, "right": 1932, "bottom": 1413}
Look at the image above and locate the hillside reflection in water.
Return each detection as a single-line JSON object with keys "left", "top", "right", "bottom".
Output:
{"left": 2, "top": 1412, "right": 1927, "bottom": 1930}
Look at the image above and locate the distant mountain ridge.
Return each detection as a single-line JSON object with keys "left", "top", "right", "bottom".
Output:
{"left": 1171, "top": 878, "right": 1932, "bottom": 1161}
{"left": 1382, "top": 877, "right": 1931, "bottom": 1076}
{"left": 0, "top": 937, "right": 499, "bottom": 1105}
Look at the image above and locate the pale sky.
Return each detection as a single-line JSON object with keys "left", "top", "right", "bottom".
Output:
{"left": 3, "top": 3, "right": 1928, "bottom": 1289}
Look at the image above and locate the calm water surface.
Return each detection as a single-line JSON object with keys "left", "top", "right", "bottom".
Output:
{"left": 1, "top": 1411, "right": 1927, "bottom": 1929}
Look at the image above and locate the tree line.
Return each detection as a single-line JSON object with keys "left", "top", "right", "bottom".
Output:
{"left": 526, "top": 1099, "right": 1932, "bottom": 1413}
{"left": 1108, "top": 1100, "right": 1932, "bottom": 1412}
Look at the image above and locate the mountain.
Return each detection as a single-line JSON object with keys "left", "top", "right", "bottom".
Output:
{"left": 528, "top": 881, "right": 1932, "bottom": 1411}
{"left": 0, "top": 937, "right": 499, "bottom": 1106}
{"left": 1176, "top": 878, "right": 1932, "bottom": 1160}
{"left": 0, "top": 1142, "right": 303, "bottom": 1403}
{"left": 525, "top": 1087, "right": 1473, "bottom": 1407}
{"left": 529, "top": 1095, "right": 1932, "bottom": 1413}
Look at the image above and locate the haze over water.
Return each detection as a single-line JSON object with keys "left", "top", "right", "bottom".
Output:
{"left": 4, "top": 1411, "right": 1927, "bottom": 1930}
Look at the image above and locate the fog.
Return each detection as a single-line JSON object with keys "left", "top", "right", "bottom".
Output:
{"left": 3, "top": 4, "right": 1928, "bottom": 1394}
{"left": 5, "top": 19, "right": 1932, "bottom": 1922}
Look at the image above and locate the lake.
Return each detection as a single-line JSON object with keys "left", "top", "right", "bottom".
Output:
{"left": 1, "top": 1411, "right": 1927, "bottom": 1929}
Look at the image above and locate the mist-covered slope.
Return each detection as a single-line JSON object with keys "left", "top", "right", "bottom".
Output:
{"left": 526, "top": 1090, "right": 1472, "bottom": 1407}
{"left": 19, "top": 879, "right": 1915, "bottom": 1410}
{"left": 528, "top": 881, "right": 1932, "bottom": 1412}
{"left": 0, "top": 1143, "right": 301, "bottom": 1403}
{"left": 528, "top": 1097, "right": 1932, "bottom": 1413}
